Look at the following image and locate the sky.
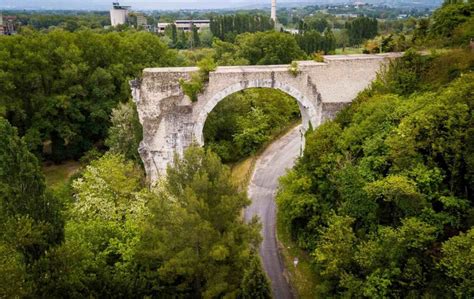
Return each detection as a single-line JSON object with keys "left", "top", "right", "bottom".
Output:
{"left": 0, "top": 0, "right": 310, "bottom": 10}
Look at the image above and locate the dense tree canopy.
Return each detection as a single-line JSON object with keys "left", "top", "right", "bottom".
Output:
{"left": 210, "top": 14, "right": 274, "bottom": 41}
{"left": 0, "top": 117, "right": 64, "bottom": 297}
{"left": 141, "top": 146, "right": 263, "bottom": 297}
{"left": 0, "top": 29, "right": 178, "bottom": 162}
{"left": 295, "top": 29, "right": 336, "bottom": 55}
{"left": 204, "top": 88, "right": 300, "bottom": 162}
{"left": 345, "top": 16, "right": 378, "bottom": 45}
{"left": 241, "top": 31, "right": 307, "bottom": 65}
{"left": 277, "top": 50, "right": 474, "bottom": 297}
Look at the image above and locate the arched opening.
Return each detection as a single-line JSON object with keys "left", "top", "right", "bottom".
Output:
{"left": 193, "top": 79, "right": 320, "bottom": 147}
{"left": 202, "top": 87, "right": 305, "bottom": 164}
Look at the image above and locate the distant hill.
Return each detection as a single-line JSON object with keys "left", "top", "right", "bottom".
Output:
{"left": 0, "top": 0, "right": 442, "bottom": 11}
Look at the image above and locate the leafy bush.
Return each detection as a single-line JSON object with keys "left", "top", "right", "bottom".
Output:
{"left": 179, "top": 57, "right": 216, "bottom": 102}
{"left": 288, "top": 61, "right": 300, "bottom": 77}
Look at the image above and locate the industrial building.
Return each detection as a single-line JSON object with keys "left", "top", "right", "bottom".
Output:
{"left": 110, "top": 2, "right": 130, "bottom": 26}
{"left": 156, "top": 20, "right": 210, "bottom": 34}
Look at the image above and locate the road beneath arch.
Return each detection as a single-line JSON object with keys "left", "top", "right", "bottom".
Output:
{"left": 244, "top": 125, "right": 302, "bottom": 299}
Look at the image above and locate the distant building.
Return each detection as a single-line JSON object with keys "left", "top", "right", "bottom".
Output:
{"left": 136, "top": 13, "right": 147, "bottom": 27}
{"left": 110, "top": 2, "right": 130, "bottom": 26}
{"left": 156, "top": 20, "right": 210, "bottom": 34}
{"left": 284, "top": 28, "right": 299, "bottom": 35}
{"left": 0, "top": 13, "right": 3, "bottom": 35}
{"left": 333, "top": 13, "right": 359, "bottom": 18}
{"left": 0, "top": 13, "right": 19, "bottom": 35}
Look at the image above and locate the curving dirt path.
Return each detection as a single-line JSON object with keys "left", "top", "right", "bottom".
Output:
{"left": 244, "top": 125, "right": 302, "bottom": 299}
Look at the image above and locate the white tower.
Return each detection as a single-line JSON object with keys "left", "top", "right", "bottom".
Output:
{"left": 110, "top": 2, "right": 130, "bottom": 27}
{"left": 271, "top": 0, "right": 277, "bottom": 23}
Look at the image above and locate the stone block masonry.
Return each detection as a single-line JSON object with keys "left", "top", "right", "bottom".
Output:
{"left": 131, "top": 53, "right": 402, "bottom": 182}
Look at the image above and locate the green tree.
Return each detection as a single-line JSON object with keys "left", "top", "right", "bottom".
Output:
{"left": 234, "top": 107, "right": 271, "bottom": 156}
{"left": 234, "top": 31, "right": 307, "bottom": 65}
{"left": 105, "top": 100, "right": 143, "bottom": 164}
{"left": 0, "top": 243, "right": 28, "bottom": 298}
{"left": 241, "top": 252, "right": 272, "bottom": 299}
{"left": 438, "top": 229, "right": 474, "bottom": 297}
{"left": 345, "top": 16, "right": 378, "bottom": 46}
{"left": 141, "top": 146, "right": 261, "bottom": 297}
{"left": 313, "top": 214, "right": 355, "bottom": 279}
{"left": 0, "top": 117, "right": 63, "bottom": 261}
{"left": 430, "top": 1, "right": 474, "bottom": 39}
{"left": 0, "top": 30, "right": 178, "bottom": 162}
{"left": 33, "top": 153, "right": 150, "bottom": 297}
{"left": 191, "top": 24, "right": 200, "bottom": 48}
{"left": 170, "top": 23, "right": 177, "bottom": 46}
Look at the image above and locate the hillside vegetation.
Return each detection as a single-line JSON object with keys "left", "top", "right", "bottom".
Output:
{"left": 277, "top": 48, "right": 474, "bottom": 297}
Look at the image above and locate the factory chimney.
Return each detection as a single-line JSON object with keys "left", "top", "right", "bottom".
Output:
{"left": 271, "top": 0, "right": 277, "bottom": 23}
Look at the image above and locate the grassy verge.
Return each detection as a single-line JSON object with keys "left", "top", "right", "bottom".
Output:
{"left": 277, "top": 213, "right": 319, "bottom": 298}
{"left": 42, "top": 160, "right": 81, "bottom": 188}
{"left": 230, "top": 155, "right": 257, "bottom": 189}
{"left": 335, "top": 47, "right": 364, "bottom": 54}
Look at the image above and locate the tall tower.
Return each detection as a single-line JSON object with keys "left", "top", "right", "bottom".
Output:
{"left": 110, "top": 2, "right": 130, "bottom": 27}
{"left": 271, "top": 0, "right": 277, "bottom": 23}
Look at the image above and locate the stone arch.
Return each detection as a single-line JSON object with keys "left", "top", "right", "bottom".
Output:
{"left": 193, "top": 79, "right": 320, "bottom": 145}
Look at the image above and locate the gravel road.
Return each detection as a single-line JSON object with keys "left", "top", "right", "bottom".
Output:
{"left": 244, "top": 125, "right": 302, "bottom": 299}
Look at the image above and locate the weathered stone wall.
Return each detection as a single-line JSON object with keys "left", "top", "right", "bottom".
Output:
{"left": 132, "top": 53, "right": 401, "bottom": 182}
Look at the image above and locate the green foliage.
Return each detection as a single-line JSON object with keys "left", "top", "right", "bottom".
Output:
{"left": 191, "top": 25, "right": 200, "bottom": 48}
{"left": 179, "top": 73, "right": 204, "bottom": 102}
{"left": 0, "top": 242, "right": 28, "bottom": 298}
{"left": 295, "top": 29, "right": 336, "bottom": 55}
{"left": 0, "top": 117, "right": 64, "bottom": 261}
{"left": 210, "top": 14, "right": 274, "bottom": 41}
{"left": 105, "top": 100, "right": 143, "bottom": 164}
{"left": 430, "top": 1, "right": 474, "bottom": 38}
{"left": 212, "top": 31, "right": 308, "bottom": 66}
{"left": 0, "top": 117, "right": 65, "bottom": 296}
{"left": 32, "top": 153, "right": 150, "bottom": 297}
{"left": 16, "top": 12, "right": 110, "bottom": 31}
{"left": 241, "top": 252, "right": 272, "bottom": 299}
{"left": 298, "top": 17, "right": 330, "bottom": 33}
{"left": 345, "top": 16, "right": 378, "bottom": 46}
{"left": 277, "top": 48, "right": 474, "bottom": 296}
{"left": 288, "top": 61, "right": 300, "bottom": 77}
{"left": 141, "top": 146, "right": 261, "bottom": 297}
{"left": 234, "top": 107, "right": 271, "bottom": 156}
{"left": 214, "top": 31, "right": 307, "bottom": 65}
{"left": 0, "top": 29, "right": 178, "bottom": 161}
{"left": 313, "top": 215, "right": 355, "bottom": 278}
{"left": 204, "top": 88, "right": 300, "bottom": 162}
{"left": 179, "top": 57, "right": 216, "bottom": 102}
{"left": 71, "top": 153, "right": 145, "bottom": 221}
{"left": 438, "top": 228, "right": 474, "bottom": 297}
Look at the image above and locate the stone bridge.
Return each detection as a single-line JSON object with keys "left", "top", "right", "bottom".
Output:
{"left": 131, "top": 53, "right": 401, "bottom": 181}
